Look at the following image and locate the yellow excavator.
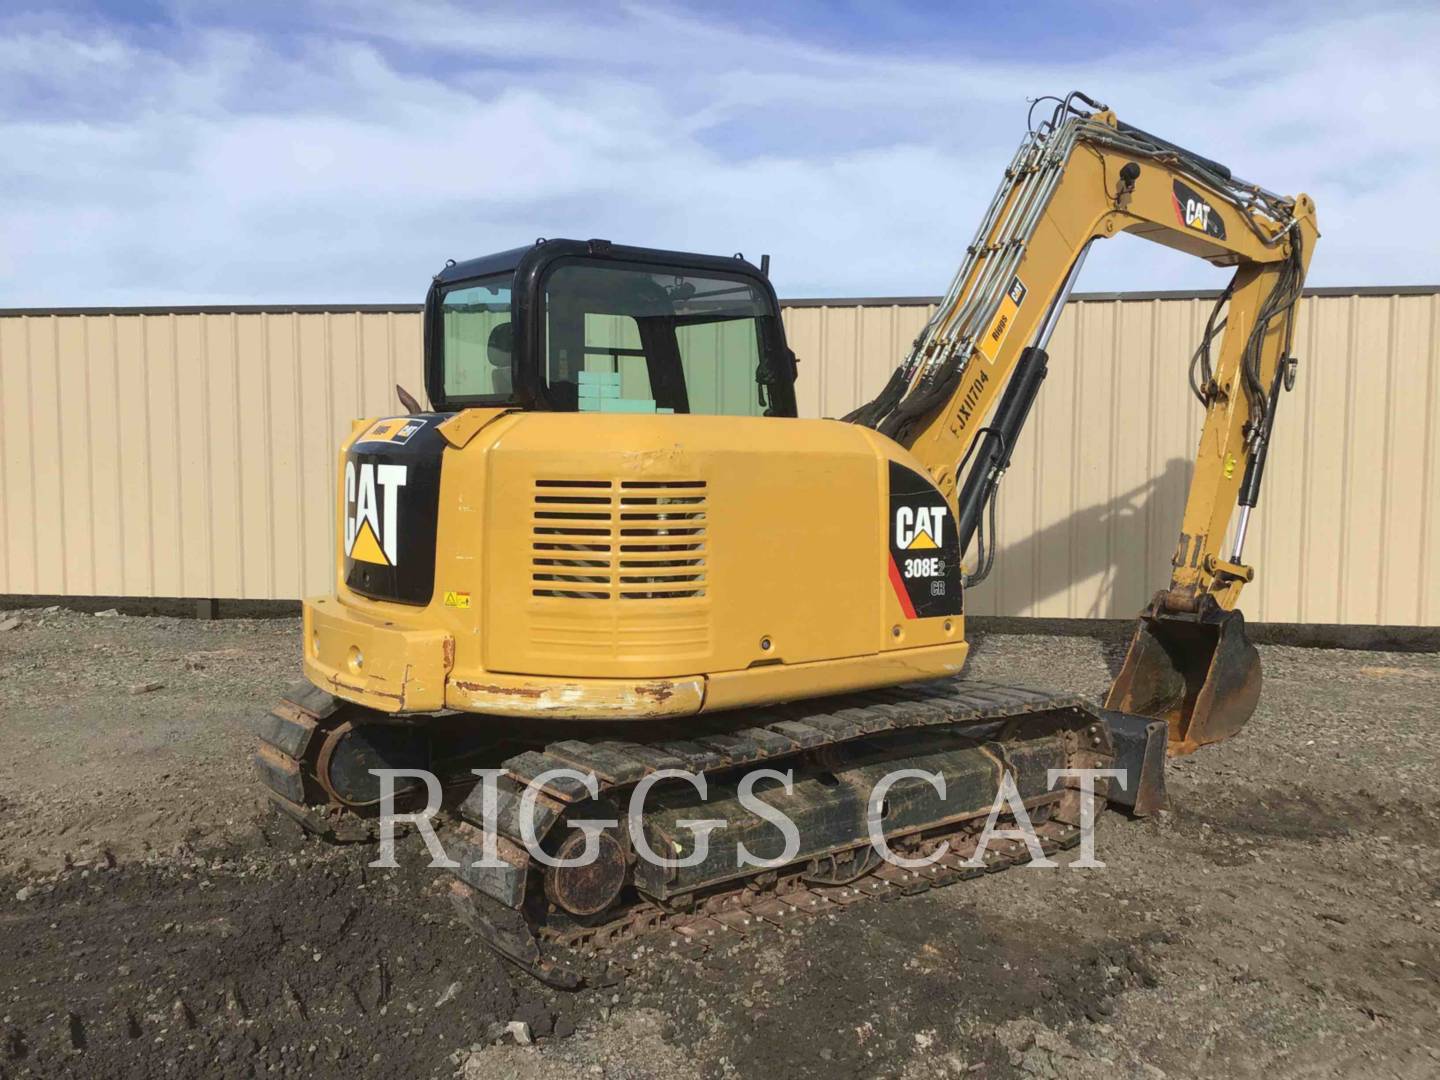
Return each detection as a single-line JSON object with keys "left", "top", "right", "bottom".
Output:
{"left": 255, "top": 92, "right": 1317, "bottom": 983}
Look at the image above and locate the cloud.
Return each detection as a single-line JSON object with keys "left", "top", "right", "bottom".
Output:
{"left": 0, "top": 1, "right": 1436, "bottom": 306}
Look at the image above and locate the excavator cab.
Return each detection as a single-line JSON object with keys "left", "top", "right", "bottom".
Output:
{"left": 422, "top": 239, "right": 798, "bottom": 420}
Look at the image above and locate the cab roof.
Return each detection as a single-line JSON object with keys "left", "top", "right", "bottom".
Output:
{"left": 431, "top": 238, "right": 769, "bottom": 289}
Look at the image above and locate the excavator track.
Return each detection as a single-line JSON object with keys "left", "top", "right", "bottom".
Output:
{"left": 254, "top": 682, "right": 365, "bottom": 839}
{"left": 541, "top": 812, "right": 1079, "bottom": 953}
{"left": 255, "top": 678, "right": 1168, "bottom": 986}
{"left": 253, "top": 681, "right": 430, "bottom": 843}
{"left": 447, "top": 809, "right": 1087, "bottom": 988}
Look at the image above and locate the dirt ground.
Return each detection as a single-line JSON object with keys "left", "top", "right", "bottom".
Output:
{"left": 1, "top": 607, "right": 1438, "bottom": 1079}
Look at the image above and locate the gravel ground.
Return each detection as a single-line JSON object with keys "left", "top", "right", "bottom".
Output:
{"left": 0, "top": 608, "right": 1437, "bottom": 1079}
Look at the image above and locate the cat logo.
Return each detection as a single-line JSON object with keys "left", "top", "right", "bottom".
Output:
{"left": 1171, "top": 179, "right": 1226, "bottom": 240}
{"left": 886, "top": 462, "right": 961, "bottom": 619}
{"left": 344, "top": 461, "right": 407, "bottom": 566}
{"left": 895, "top": 505, "right": 946, "bottom": 550}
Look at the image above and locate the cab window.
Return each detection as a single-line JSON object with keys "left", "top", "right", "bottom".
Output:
{"left": 543, "top": 262, "right": 779, "bottom": 416}
{"left": 440, "top": 274, "right": 514, "bottom": 400}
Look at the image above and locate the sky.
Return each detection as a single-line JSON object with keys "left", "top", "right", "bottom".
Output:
{"left": 1, "top": 0, "right": 1437, "bottom": 306}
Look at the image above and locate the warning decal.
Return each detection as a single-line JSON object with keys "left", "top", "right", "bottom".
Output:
{"left": 887, "top": 461, "right": 962, "bottom": 620}
{"left": 976, "top": 275, "right": 1027, "bottom": 364}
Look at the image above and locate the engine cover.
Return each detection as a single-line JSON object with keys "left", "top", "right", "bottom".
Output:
{"left": 342, "top": 414, "right": 450, "bottom": 605}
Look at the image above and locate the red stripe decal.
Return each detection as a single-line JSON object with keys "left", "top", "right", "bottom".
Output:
{"left": 887, "top": 554, "right": 917, "bottom": 619}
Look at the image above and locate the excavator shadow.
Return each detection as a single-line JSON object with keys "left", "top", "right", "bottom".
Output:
{"left": 966, "top": 457, "right": 1192, "bottom": 680}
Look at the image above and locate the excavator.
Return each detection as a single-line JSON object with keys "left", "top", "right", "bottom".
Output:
{"left": 254, "top": 92, "right": 1317, "bottom": 984}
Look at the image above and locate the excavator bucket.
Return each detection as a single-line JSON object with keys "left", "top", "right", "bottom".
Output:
{"left": 1105, "top": 592, "right": 1261, "bottom": 755}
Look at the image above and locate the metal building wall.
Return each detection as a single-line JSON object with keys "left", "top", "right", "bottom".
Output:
{"left": 1, "top": 289, "right": 1436, "bottom": 625}
{"left": 0, "top": 309, "right": 426, "bottom": 604}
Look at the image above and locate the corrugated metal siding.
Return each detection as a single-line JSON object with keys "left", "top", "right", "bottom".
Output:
{"left": 0, "top": 311, "right": 425, "bottom": 603}
{"left": 784, "top": 292, "right": 1440, "bottom": 626}
{"left": 1, "top": 292, "right": 1436, "bottom": 626}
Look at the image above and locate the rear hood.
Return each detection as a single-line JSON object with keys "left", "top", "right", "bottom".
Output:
{"left": 342, "top": 413, "right": 451, "bottom": 605}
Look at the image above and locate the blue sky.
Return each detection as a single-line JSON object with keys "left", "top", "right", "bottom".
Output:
{"left": 2, "top": 1, "right": 1437, "bottom": 305}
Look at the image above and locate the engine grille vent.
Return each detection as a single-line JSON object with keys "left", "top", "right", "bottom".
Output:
{"left": 531, "top": 479, "right": 707, "bottom": 601}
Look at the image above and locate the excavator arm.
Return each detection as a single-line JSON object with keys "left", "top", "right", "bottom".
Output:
{"left": 852, "top": 93, "right": 1320, "bottom": 753}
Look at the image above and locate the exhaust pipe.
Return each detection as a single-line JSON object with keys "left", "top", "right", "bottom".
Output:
{"left": 1105, "top": 591, "right": 1261, "bottom": 756}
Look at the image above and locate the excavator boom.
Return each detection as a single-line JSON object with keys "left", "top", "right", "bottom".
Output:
{"left": 851, "top": 93, "right": 1319, "bottom": 751}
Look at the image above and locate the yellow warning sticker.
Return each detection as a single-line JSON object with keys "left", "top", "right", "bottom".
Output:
{"left": 443, "top": 590, "right": 471, "bottom": 609}
{"left": 977, "top": 276, "right": 1027, "bottom": 363}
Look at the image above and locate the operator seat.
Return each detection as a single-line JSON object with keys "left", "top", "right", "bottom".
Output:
{"left": 487, "top": 322, "right": 513, "bottom": 397}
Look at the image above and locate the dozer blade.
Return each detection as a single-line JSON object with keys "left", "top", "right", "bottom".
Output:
{"left": 448, "top": 880, "right": 583, "bottom": 990}
{"left": 1105, "top": 591, "right": 1261, "bottom": 756}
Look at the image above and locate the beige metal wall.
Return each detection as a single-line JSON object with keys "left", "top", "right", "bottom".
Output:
{"left": 2, "top": 290, "right": 1436, "bottom": 625}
